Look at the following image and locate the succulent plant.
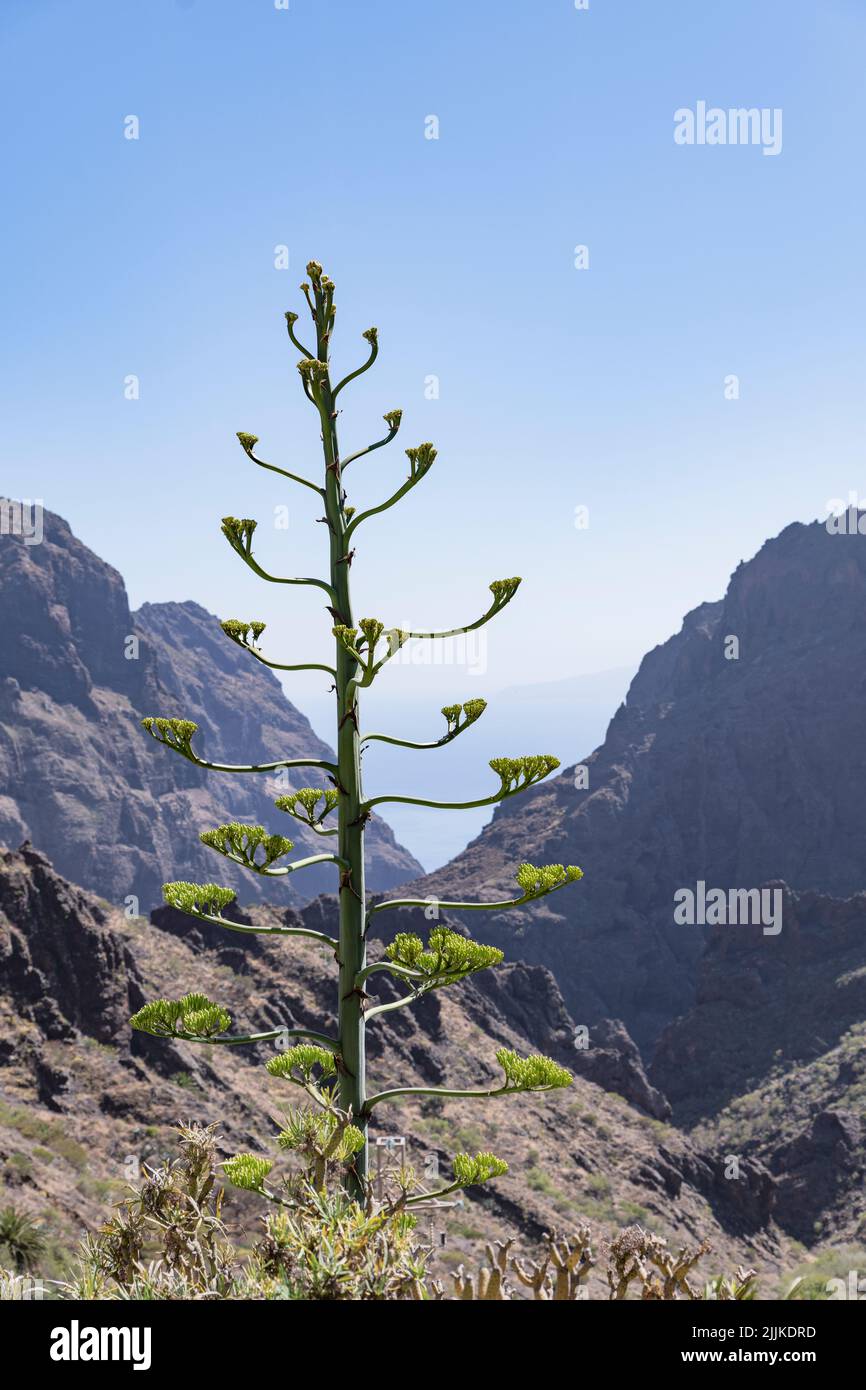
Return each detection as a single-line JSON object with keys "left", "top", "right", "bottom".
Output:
{"left": 132, "top": 262, "right": 584, "bottom": 1211}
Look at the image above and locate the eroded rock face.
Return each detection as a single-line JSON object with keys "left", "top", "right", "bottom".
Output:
{"left": 0, "top": 508, "right": 421, "bottom": 911}
{"left": 644, "top": 882, "right": 866, "bottom": 1242}
{"left": 630, "top": 1144, "right": 777, "bottom": 1238}
{"left": 650, "top": 885, "right": 866, "bottom": 1119}
{"left": 0, "top": 842, "right": 141, "bottom": 1041}
{"left": 572, "top": 1019, "right": 671, "bottom": 1121}
{"left": 410, "top": 519, "right": 866, "bottom": 1048}
{"left": 769, "top": 1110, "right": 864, "bottom": 1243}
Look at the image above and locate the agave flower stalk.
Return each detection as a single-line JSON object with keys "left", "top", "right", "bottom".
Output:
{"left": 134, "top": 262, "right": 584, "bottom": 1206}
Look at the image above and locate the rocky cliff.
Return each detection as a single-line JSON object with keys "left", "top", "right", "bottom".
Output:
{"left": 650, "top": 883, "right": 866, "bottom": 1244}
{"left": 406, "top": 519, "right": 866, "bottom": 1049}
{"left": 0, "top": 507, "right": 420, "bottom": 911}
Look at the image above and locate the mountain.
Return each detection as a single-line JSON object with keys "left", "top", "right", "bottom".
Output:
{"left": 0, "top": 507, "right": 420, "bottom": 912}
{"left": 0, "top": 843, "right": 799, "bottom": 1287}
{"left": 402, "top": 518, "right": 866, "bottom": 1050}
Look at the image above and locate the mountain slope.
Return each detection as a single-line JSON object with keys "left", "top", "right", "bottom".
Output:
{"left": 403, "top": 519, "right": 866, "bottom": 1048}
{"left": 0, "top": 844, "right": 795, "bottom": 1287}
{"left": 0, "top": 507, "right": 420, "bottom": 911}
{"left": 650, "top": 882, "right": 866, "bottom": 1245}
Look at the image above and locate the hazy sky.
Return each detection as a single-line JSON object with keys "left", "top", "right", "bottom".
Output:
{"left": 3, "top": 0, "right": 865, "bottom": 722}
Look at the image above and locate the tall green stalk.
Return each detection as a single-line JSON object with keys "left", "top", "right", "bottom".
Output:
{"left": 322, "top": 362, "right": 368, "bottom": 1194}
{"left": 133, "top": 261, "right": 586, "bottom": 1208}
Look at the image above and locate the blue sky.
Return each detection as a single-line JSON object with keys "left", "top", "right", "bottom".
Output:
{"left": 2, "top": 0, "right": 865, "bottom": 722}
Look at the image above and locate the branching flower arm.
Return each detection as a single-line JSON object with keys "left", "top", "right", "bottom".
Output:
{"left": 221, "top": 515, "right": 335, "bottom": 599}
{"left": 141, "top": 718, "right": 337, "bottom": 777}
{"left": 362, "top": 699, "right": 486, "bottom": 752}
{"left": 363, "top": 993, "right": 424, "bottom": 1023}
{"left": 402, "top": 1153, "right": 510, "bottom": 1209}
{"left": 402, "top": 577, "right": 522, "bottom": 641}
{"left": 365, "top": 1050, "right": 573, "bottom": 1113}
{"left": 159, "top": 882, "right": 339, "bottom": 949}
{"left": 364, "top": 753, "right": 560, "bottom": 814}
{"left": 236, "top": 432, "right": 323, "bottom": 498}
{"left": 284, "top": 310, "right": 315, "bottom": 363}
{"left": 229, "top": 853, "right": 345, "bottom": 880}
{"left": 220, "top": 618, "right": 336, "bottom": 679}
{"left": 344, "top": 443, "right": 436, "bottom": 539}
{"left": 358, "top": 928, "right": 505, "bottom": 1018}
{"left": 340, "top": 409, "right": 403, "bottom": 470}
{"left": 208, "top": 1028, "right": 337, "bottom": 1050}
{"left": 333, "top": 326, "right": 378, "bottom": 398}
{"left": 198, "top": 821, "right": 347, "bottom": 879}
{"left": 130, "top": 994, "right": 337, "bottom": 1051}
{"left": 367, "top": 862, "right": 583, "bottom": 925}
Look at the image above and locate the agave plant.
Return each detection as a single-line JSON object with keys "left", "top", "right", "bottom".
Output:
{"left": 133, "top": 261, "right": 583, "bottom": 1206}
{"left": 0, "top": 1205, "right": 45, "bottom": 1275}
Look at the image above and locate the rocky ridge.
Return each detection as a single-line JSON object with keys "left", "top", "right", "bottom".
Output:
{"left": 0, "top": 507, "right": 420, "bottom": 912}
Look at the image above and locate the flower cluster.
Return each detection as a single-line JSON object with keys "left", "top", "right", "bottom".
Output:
{"left": 515, "top": 862, "right": 583, "bottom": 901}
{"left": 332, "top": 623, "right": 359, "bottom": 656}
{"left": 441, "top": 698, "right": 487, "bottom": 734}
{"left": 200, "top": 822, "right": 294, "bottom": 870}
{"left": 266, "top": 1045, "right": 336, "bottom": 1087}
{"left": 220, "top": 618, "right": 266, "bottom": 649}
{"left": 489, "top": 754, "right": 560, "bottom": 792}
{"left": 495, "top": 1049, "right": 573, "bottom": 1093}
{"left": 385, "top": 927, "right": 503, "bottom": 987}
{"left": 222, "top": 1153, "right": 273, "bottom": 1192}
{"left": 297, "top": 358, "right": 329, "bottom": 391}
{"left": 405, "top": 442, "right": 436, "bottom": 478}
{"left": 221, "top": 515, "right": 257, "bottom": 557}
{"left": 452, "top": 1151, "right": 509, "bottom": 1186}
{"left": 333, "top": 619, "right": 407, "bottom": 680}
{"left": 236, "top": 432, "right": 259, "bottom": 456}
{"left": 488, "top": 576, "right": 522, "bottom": 609}
{"left": 274, "top": 787, "right": 339, "bottom": 827}
{"left": 130, "top": 991, "right": 231, "bottom": 1040}
{"left": 359, "top": 616, "right": 384, "bottom": 649}
{"left": 383, "top": 409, "right": 403, "bottom": 432}
{"left": 162, "top": 881, "right": 237, "bottom": 918}
{"left": 141, "top": 716, "right": 198, "bottom": 759}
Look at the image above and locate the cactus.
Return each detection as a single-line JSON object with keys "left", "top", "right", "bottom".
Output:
{"left": 450, "top": 1241, "right": 514, "bottom": 1301}
{"left": 512, "top": 1227, "right": 597, "bottom": 1300}
{"left": 433, "top": 1227, "right": 730, "bottom": 1301}
{"left": 607, "top": 1226, "right": 712, "bottom": 1301}
{"left": 133, "top": 262, "right": 584, "bottom": 1207}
